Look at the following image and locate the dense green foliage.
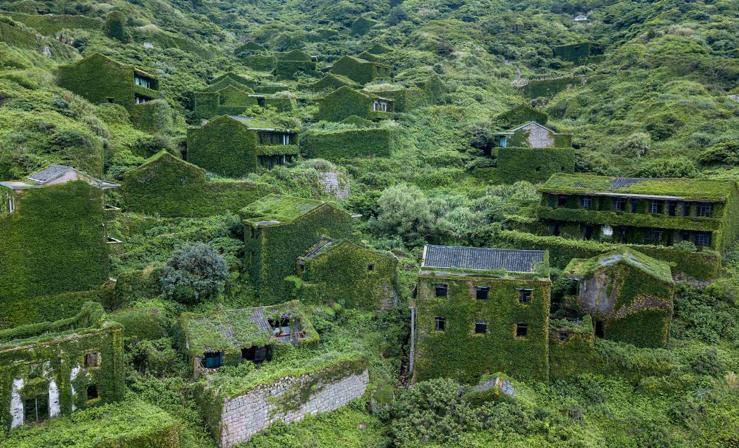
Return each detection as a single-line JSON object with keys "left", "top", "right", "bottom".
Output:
{"left": 303, "top": 125, "right": 397, "bottom": 160}
{"left": 497, "top": 147, "right": 575, "bottom": 183}
{"left": 160, "top": 243, "right": 228, "bottom": 305}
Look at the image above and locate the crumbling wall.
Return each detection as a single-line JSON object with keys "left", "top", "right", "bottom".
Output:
{"left": 219, "top": 369, "right": 369, "bottom": 447}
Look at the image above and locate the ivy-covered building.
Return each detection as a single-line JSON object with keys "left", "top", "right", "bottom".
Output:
{"left": 317, "top": 86, "right": 394, "bottom": 122}
{"left": 187, "top": 115, "right": 299, "bottom": 177}
{"left": 57, "top": 53, "right": 160, "bottom": 110}
{"left": 413, "top": 245, "right": 551, "bottom": 383}
{"left": 0, "top": 165, "right": 118, "bottom": 306}
{"left": 241, "top": 194, "right": 354, "bottom": 303}
{"left": 122, "top": 151, "right": 274, "bottom": 217}
{"left": 496, "top": 105, "right": 549, "bottom": 128}
{"left": 0, "top": 302, "right": 124, "bottom": 431}
{"left": 329, "top": 55, "right": 391, "bottom": 85}
{"left": 192, "top": 73, "right": 296, "bottom": 120}
{"left": 274, "top": 50, "right": 317, "bottom": 79}
{"left": 538, "top": 173, "right": 739, "bottom": 253}
{"left": 308, "top": 73, "right": 359, "bottom": 92}
{"left": 564, "top": 249, "right": 674, "bottom": 348}
{"left": 491, "top": 121, "right": 575, "bottom": 183}
{"left": 294, "top": 238, "right": 399, "bottom": 310}
{"left": 179, "top": 301, "right": 318, "bottom": 378}
{"left": 302, "top": 125, "right": 397, "bottom": 160}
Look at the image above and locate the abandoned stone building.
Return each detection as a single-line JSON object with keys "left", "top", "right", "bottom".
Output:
{"left": 179, "top": 301, "right": 317, "bottom": 378}
{"left": 241, "top": 194, "right": 354, "bottom": 303}
{"left": 187, "top": 115, "right": 299, "bottom": 177}
{"left": 413, "top": 245, "right": 551, "bottom": 384}
{"left": 564, "top": 249, "right": 674, "bottom": 348}
{"left": 489, "top": 121, "right": 575, "bottom": 183}
{"left": 192, "top": 73, "right": 296, "bottom": 120}
{"left": 57, "top": 53, "right": 160, "bottom": 110}
{"left": 0, "top": 165, "right": 118, "bottom": 305}
{"left": 294, "top": 238, "right": 399, "bottom": 310}
{"left": 0, "top": 302, "right": 124, "bottom": 431}
{"left": 538, "top": 173, "right": 739, "bottom": 253}
{"left": 329, "top": 55, "right": 391, "bottom": 85}
{"left": 317, "top": 86, "right": 394, "bottom": 122}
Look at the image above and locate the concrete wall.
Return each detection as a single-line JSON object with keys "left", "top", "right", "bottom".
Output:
{"left": 219, "top": 369, "right": 369, "bottom": 447}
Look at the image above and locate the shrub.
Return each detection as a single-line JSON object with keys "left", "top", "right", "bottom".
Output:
{"left": 698, "top": 141, "right": 738, "bottom": 166}
{"left": 373, "top": 183, "right": 433, "bottom": 245}
{"left": 616, "top": 132, "right": 651, "bottom": 158}
{"left": 689, "top": 348, "right": 725, "bottom": 377}
{"left": 160, "top": 242, "right": 229, "bottom": 304}
{"left": 632, "top": 157, "right": 697, "bottom": 178}
{"left": 104, "top": 11, "right": 129, "bottom": 42}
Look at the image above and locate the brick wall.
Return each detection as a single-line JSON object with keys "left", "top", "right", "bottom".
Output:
{"left": 219, "top": 369, "right": 369, "bottom": 447}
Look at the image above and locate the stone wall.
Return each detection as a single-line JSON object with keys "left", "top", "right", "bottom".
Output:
{"left": 219, "top": 369, "right": 369, "bottom": 447}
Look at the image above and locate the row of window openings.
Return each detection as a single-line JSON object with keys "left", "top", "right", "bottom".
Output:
{"left": 561, "top": 196, "right": 713, "bottom": 217}
{"left": 134, "top": 74, "right": 156, "bottom": 89}
{"left": 372, "top": 100, "right": 390, "bottom": 112}
{"left": 202, "top": 345, "right": 273, "bottom": 369}
{"left": 434, "top": 318, "right": 529, "bottom": 337}
{"left": 434, "top": 284, "right": 532, "bottom": 303}
{"left": 23, "top": 385, "right": 99, "bottom": 424}
{"left": 258, "top": 132, "right": 294, "bottom": 145}
{"left": 567, "top": 224, "right": 712, "bottom": 247}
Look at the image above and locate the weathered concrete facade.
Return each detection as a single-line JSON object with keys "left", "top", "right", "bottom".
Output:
{"left": 218, "top": 369, "right": 369, "bottom": 447}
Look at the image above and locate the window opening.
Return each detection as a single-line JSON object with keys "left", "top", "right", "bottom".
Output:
{"left": 475, "top": 286, "right": 490, "bottom": 300}
{"left": 434, "top": 284, "right": 448, "bottom": 297}
{"left": 516, "top": 323, "right": 528, "bottom": 337}
{"left": 474, "top": 321, "right": 487, "bottom": 334}
{"left": 518, "top": 288, "right": 532, "bottom": 303}
{"left": 435, "top": 317, "right": 446, "bottom": 331}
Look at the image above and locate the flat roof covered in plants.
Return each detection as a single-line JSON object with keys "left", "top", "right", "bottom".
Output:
{"left": 564, "top": 248, "right": 674, "bottom": 284}
{"left": 240, "top": 194, "right": 327, "bottom": 226}
{"left": 540, "top": 173, "right": 737, "bottom": 202}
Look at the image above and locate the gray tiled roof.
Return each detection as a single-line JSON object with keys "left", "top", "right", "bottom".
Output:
{"left": 27, "top": 165, "right": 74, "bottom": 184}
{"left": 422, "top": 245, "right": 545, "bottom": 273}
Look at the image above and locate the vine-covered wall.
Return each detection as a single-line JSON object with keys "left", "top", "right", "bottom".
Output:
{"left": 317, "top": 87, "right": 373, "bottom": 122}
{"left": 302, "top": 128, "right": 396, "bottom": 160}
{"left": 242, "top": 199, "right": 354, "bottom": 304}
{"left": 522, "top": 77, "right": 582, "bottom": 98}
{"left": 414, "top": 275, "right": 551, "bottom": 383}
{"left": 496, "top": 105, "right": 548, "bottom": 127}
{"left": 0, "top": 290, "right": 102, "bottom": 330}
{"left": 330, "top": 56, "right": 390, "bottom": 85}
{"left": 497, "top": 148, "right": 575, "bottom": 183}
{"left": 187, "top": 116, "right": 260, "bottom": 177}
{"left": 298, "top": 241, "right": 398, "bottom": 310}
{"left": 0, "top": 181, "right": 109, "bottom": 304}
{"left": 0, "top": 303, "right": 125, "bottom": 431}
{"left": 122, "top": 151, "right": 274, "bottom": 217}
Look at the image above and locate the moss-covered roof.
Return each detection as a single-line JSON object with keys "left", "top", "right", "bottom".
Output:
{"left": 222, "top": 115, "right": 296, "bottom": 132}
{"left": 564, "top": 248, "right": 674, "bottom": 284}
{"left": 540, "top": 173, "right": 737, "bottom": 201}
{"left": 179, "top": 301, "right": 315, "bottom": 356}
{"left": 0, "top": 301, "right": 107, "bottom": 348}
{"left": 240, "top": 193, "right": 326, "bottom": 225}
{"left": 131, "top": 150, "right": 205, "bottom": 175}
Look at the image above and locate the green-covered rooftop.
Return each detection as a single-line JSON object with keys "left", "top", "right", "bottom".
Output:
{"left": 540, "top": 173, "right": 737, "bottom": 202}
{"left": 240, "top": 194, "right": 327, "bottom": 225}
{"left": 564, "top": 248, "right": 674, "bottom": 284}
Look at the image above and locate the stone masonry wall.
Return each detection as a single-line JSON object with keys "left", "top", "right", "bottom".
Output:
{"left": 219, "top": 369, "right": 369, "bottom": 447}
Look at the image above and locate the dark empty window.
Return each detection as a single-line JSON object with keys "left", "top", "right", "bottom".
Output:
{"left": 367, "top": 264, "right": 375, "bottom": 271}
{"left": 630, "top": 200, "right": 639, "bottom": 213}
{"left": 580, "top": 197, "right": 592, "bottom": 209}
{"left": 557, "top": 195, "right": 567, "bottom": 207}
{"left": 682, "top": 203, "right": 691, "bottom": 216}
{"left": 268, "top": 317, "right": 292, "bottom": 337}
{"left": 435, "top": 317, "right": 446, "bottom": 331}
{"left": 84, "top": 352, "right": 100, "bottom": 368}
{"left": 646, "top": 230, "right": 662, "bottom": 244}
{"left": 614, "top": 198, "right": 626, "bottom": 212}
{"left": 696, "top": 203, "right": 713, "bottom": 217}
{"left": 475, "top": 286, "right": 490, "bottom": 300}
{"left": 583, "top": 225, "right": 594, "bottom": 240}
{"left": 202, "top": 351, "right": 224, "bottom": 369}
{"left": 474, "top": 321, "right": 487, "bottom": 334}
{"left": 24, "top": 396, "right": 48, "bottom": 424}
{"left": 434, "top": 284, "right": 448, "bottom": 297}
{"left": 518, "top": 289, "right": 533, "bottom": 303}
{"left": 515, "top": 323, "right": 528, "bottom": 337}
{"left": 595, "top": 320, "right": 605, "bottom": 338}
{"left": 558, "top": 331, "right": 570, "bottom": 341}
{"left": 650, "top": 201, "right": 661, "bottom": 214}
{"left": 86, "top": 384, "right": 98, "bottom": 401}
{"left": 667, "top": 202, "right": 677, "bottom": 216}
{"left": 695, "top": 232, "right": 711, "bottom": 247}
{"left": 242, "top": 345, "right": 271, "bottom": 364}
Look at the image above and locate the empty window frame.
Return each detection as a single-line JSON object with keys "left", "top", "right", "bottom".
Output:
{"left": 667, "top": 202, "right": 677, "bottom": 216}
{"left": 367, "top": 263, "right": 375, "bottom": 271}
{"left": 201, "top": 351, "right": 224, "bottom": 369}
{"left": 650, "top": 201, "right": 662, "bottom": 214}
{"left": 515, "top": 323, "right": 528, "bottom": 337}
{"left": 475, "top": 286, "right": 490, "bottom": 300}
{"left": 434, "top": 284, "right": 448, "bottom": 297}
{"left": 646, "top": 230, "right": 663, "bottom": 244}
{"left": 23, "top": 395, "right": 49, "bottom": 424}
{"left": 695, "top": 232, "right": 711, "bottom": 247}
{"left": 435, "top": 316, "right": 446, "bottom": 332}
{"left": 696, "top": 203, "right": 713, "bottom": 217}
{"left": 558, "top": 331, "right": 570, "bottom": 341}
{"left": 518, "top": 288, "right": 533, "bottom": 303}
{"left": 134, "top": 94, "right": 152, "bottom": 104}
{"left": 613, "top": 198, "right": 626, "bottom": 212}
{"left": 557, "top": 195, "right": 567, "bottom": 207}
{"left": 682, "top": 203, "right": 691, "bottom": 216}
{"left": 474, "top": 321, "right": 487, "bottom": 334}
{"left": 86, "top": 384, "right": 99, "bottom": 401}
{"left": 630, "top": 200, "right": 639, "bottom": 213}
{"left": 595, "top": 320, "right": 605, "bottom": 338}
{"left": 242, "top": 345, "right": 272, "bottom": 364}
{"left": 7, "top": 195, "right": 15, "bottom": 214}
{"left": 84, "top": 352, "right": 100, "bottom": 368}
{"left": 580, "top": 196, "right": 592, "bottom": 209}
{"left": 372, "top": 100, "right": 388, "bottom": 112}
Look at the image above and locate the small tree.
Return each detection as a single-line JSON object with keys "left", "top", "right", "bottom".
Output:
{"left": 104, "top": 11, "right": 129, "bottom": 43}
{"left": 616, "top": 132, "right": 651, "bottom": 158}
{"left": 374, "top": 183, "right": 433, "bottom": 245}
{"left": 160, "top": 243, "right": 229, "bottom": 304}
